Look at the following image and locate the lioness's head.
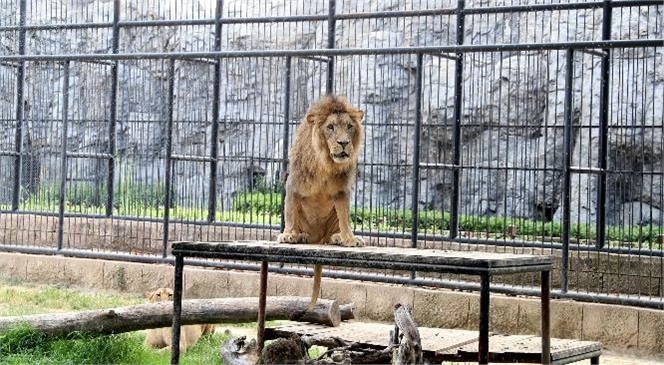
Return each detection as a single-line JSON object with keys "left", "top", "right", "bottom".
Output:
{"left": 306, "top": 95, "right": 364, "bottom": 165}
{"left": 144, "top": 287, "right": 173, "bottom": 303}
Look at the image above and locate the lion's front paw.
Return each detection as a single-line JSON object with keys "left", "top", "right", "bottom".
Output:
{"left": 277, "top": 232, "right": 309, "bottom": 244}
{"left": 277, "top": 232, "right": 297, "bottom": 244}
{"left": 331, "top": 233, "right": 365, "bottom": 247}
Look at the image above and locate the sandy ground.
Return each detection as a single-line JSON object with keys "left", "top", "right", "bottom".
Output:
{"left": 218, "top": 325, "right": 664, "bottom": 365}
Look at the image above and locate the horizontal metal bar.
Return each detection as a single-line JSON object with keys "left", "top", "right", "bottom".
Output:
{"left": 0, "top": 22, "right": 113, "bottom": 32}
{"left": 462, "top": 0, "right": 663, "bottom": 15}
{"left": 569, "top": 166, "right": 606, "bottom": 174}
{"left": 0, "top": 39, "right": 660, "bottom": 62}
{"left": 429, "top": 52, "right": 460, "bottom": 61}
{"left": 171, "top": 154, "right": 216, "bottom": 163}
{"left": 0, "top": 150, "right": 19, "bottom": 157}
{"left": 292, "top": 55, "right": 331, "bottom": 62}
{"left": 0, "top": 61, "right": 20, "bottom": 68}
{"left": 578, "top": 49, "right": 608, "bottom": 57}
{"left": 66, "top": 152, "right": 114, "bottom": 159}
{"left": 336, "top": 8, "right": 456, "bottom": 19}
{"left": 219, "top": 156, "right": 284, "bottom": 163}
{"left": 0, "top": 0, "right": 657, "bottom": 33}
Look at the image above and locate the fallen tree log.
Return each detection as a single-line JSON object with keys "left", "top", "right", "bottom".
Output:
{"left": 0, "top": 296, "right": 341, "bottom": 339}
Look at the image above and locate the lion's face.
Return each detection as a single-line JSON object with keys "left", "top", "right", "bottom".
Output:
{"left": 144, "top": 288, "right": 173, "bottom": 303}
{"left": 320, "top": 112, "right": 361, "bottom": 163}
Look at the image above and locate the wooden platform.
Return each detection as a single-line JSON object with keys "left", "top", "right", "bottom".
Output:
{"left": 170, "top": 240, "right": 554, "bottom": 364}
{"left": 265, "top": 321, "right": 602, "bottom": 365}
{"left": 172, "top": 240, "right": 553, "bottom": 275}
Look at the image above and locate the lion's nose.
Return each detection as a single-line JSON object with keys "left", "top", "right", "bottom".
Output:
{"left": 338, "top": 141, "right": 349, "bottom": 149}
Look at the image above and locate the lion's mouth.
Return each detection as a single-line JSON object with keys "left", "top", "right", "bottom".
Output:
{"left": 333, "top": 152, "right": 350, "bottom": 160}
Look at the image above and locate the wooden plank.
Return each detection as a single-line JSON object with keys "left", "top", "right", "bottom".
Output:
{"left": 172, "top": 240, "right": 552, "bottom": 269}
{"left": 266, "top": 322, "right": 480, "bottom": 354}
{"left": 452, "top": 334, "right": 603, "bottom": 363}
{"left": 266, "top": 322, "right": 602, "bottom": 365}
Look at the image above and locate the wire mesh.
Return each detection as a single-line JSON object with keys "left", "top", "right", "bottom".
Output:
{"left": 0, "top": 0, "right": 661, "bottom": 308}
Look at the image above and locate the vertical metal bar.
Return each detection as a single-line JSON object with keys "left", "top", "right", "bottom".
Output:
{"left": 596, "top": 0, "right": 612, "bottom": 249}
{"left": 12, "top": 0, "right": 27, "bottom": 211}
{"left": 257, "top": 260, "right": 269, "bottom": 352}
{"left": 541, "top": 270, "right": 551, "bottom": 365}
{"left": 106, "top": 0, "right": 120, "bottom": 217}
{"left": 478, "top": 273, "right": 490, "bottom": 365}
{"left": 326, "top": 0, "right": 336, "bottom": 94}
{"left": 561, "top": 49, "right": 574, "bottom": 293}
{"left": 449, "top": 0, "right": 465, "bottom": 239}
{"left": 411, "top": 53, "right": 423, "bottom": 250}
{"left": 162, "top": 59, "right": 175, "bottom": 258}
{"left": 280, "top": 56, "right": 292, "bottom": 233}
{"left": 57, "top": 62, "right": 71, "bottom": 252}
{"left": 408, "top": 53, "right": 424, "bottom": 281}
{"left": 170, "top": 254, "right": 184, "bottom": 365}
{"left": 208, "top": 0, "right": 223, "bottom": 223}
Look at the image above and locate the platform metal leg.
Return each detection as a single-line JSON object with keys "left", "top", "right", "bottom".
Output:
{"left": 170, "top": 254, "right": 184, "bottom": 365}
{"left": 542, "top": 270, "right": 551, "bottom": 365}
{"left": 478, "top": 273, "right": 491, "bottom": 365}
{"left": 257, "top": 260, "right": 269, "bottom": 352}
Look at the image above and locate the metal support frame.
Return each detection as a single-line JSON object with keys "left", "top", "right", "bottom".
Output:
{"left": 280, "top": 56, "right": 292, "bottom": 233}
{"left": 561, "top": 49, "right": 574, "bottom": 293}
{"left": 57, "top": 61, "right": 71, "bottom": 251}
{"left": 106, "top": 0, "right": 120, "bottom": 217}
{"left": 326, "top": 0, "right": 336, "bottom": 94}
{"left": 162, "top": 59, "right": 176, "bottom": 258}
{"left": 410, "top": 53, "right": 424, "bottom": 249}
{"left": 208, "top": 0, "right": 223, "bottom": 223}
{"left": 449, "top": 0, "right": 465, "bottom": 239}
{"left": 11, "top": 0, "right": 27, "bottom": 211}
{"left": 596, "top": 0, "right": 613, "bottom": 249}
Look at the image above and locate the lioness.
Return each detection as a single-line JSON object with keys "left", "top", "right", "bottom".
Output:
{"left": 143, "top": 288, "right": 215, "bottom": 352}
{"left": 277, "top": 94, "right": 365, "bottom": 309}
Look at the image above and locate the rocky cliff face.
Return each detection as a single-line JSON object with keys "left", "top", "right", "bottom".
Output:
{"left": 0, "top": 0, "right": 661, "bottom": 227}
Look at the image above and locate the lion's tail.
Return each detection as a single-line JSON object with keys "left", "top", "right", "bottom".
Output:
{"left": 308, "top": 264, "right": 324, "bottom": 311}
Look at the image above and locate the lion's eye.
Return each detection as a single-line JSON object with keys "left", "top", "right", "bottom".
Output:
{"left": 347, "top": 125, "right": 353, "bottom": 131}
{"left": 327, "top": 125, "right": 334, "bottom": 131}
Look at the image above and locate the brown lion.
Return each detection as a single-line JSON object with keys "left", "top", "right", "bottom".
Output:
{"left": 277, "top": 94, "right": 365, "bottom": 309}
{"left": 143, "top": 288, "right": 215, "bottom": 352}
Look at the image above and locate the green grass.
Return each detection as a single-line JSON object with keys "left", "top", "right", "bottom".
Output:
{"left": 6, "top": 187, "right": 664, "bottom": 249}
{"left": 0, "top": 281, "right": 245, "bottom": 365}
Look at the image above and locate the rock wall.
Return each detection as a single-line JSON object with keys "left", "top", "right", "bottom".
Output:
{"left": 0, "top": 0, "right": 661, "bottom": 227}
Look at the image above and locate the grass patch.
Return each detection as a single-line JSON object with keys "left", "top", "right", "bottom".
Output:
{"left": 6, "top": 187, "right": 663, "bottom": 249}
{"left": 0, "top": 280, "right": 249, "bottom": 364}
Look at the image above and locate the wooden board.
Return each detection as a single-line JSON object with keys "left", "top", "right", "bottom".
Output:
{"left": 266, "top": 322, "right": 602, "bottom": 364}
{"left": 172, "top": 240, "right": 553, "bottom": 274}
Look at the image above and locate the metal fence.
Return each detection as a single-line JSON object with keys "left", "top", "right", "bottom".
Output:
{"left": 0, "top": 0, "right": 662, "bottom": 309}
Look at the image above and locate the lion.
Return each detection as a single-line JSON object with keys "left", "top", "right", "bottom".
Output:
{"left": 277, "top": 94, "right": 365, "bottom": 310}
{"left": 143, "top": 288, "right": 215, "bottom": 352}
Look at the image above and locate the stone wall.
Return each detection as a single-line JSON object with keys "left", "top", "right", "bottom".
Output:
{"left": 0, "top": 0, "right": 662, "bottom": 226}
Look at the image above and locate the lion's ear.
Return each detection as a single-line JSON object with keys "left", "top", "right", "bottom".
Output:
{"left": 144, "top": 291, "right": 152, "bottom": 299}
{"left": 306, "top": 114, "right": 318, "bottom": 124}
{"left": 349, "top": 109, "right": 365, "bottom": 123}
